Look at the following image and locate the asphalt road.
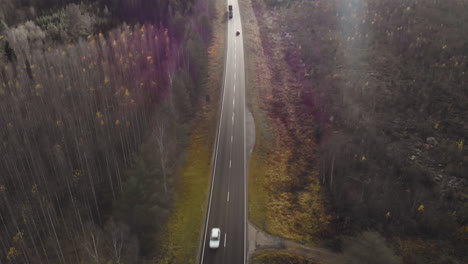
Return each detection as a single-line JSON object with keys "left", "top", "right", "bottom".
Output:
{"left": 199, "top": 1, "right": 246, "bottom": 264}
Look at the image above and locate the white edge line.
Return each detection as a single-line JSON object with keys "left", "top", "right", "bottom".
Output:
{"left": 240, "top": 11, "right": 247, "bottom": 264}
{"left": 243, "top": 94, "right": 247, "bottom": 263}
{"left": 200, "top": 16, "right": 230, "bottom": 264}
{"left": 243, "top": 70, "right": 247, "bottom": 264}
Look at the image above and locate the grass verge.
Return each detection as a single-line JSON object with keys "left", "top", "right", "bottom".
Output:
{"left": 157, "top": 0, "right": 226, "bottom": 262}
{"left": 240, "top": 0, "right": 271, "bottom": 233}
{"left": 159, "top": 124, "right": 212, "bottom": 264}
{"left": 241, "top": 0, "right": 330, "bottom": 244}
{"left": 248, "top": 123, "right": 269, "bottom": 230}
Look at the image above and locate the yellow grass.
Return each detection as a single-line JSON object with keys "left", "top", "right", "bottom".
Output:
{"left": 248, "top": 125, "right": 269, "bottom": 230}
{"left": 242, "top": 0, "right": 330, "bottom": 244}
{"left": 159, "top": 125, "right": 212, "bottom": 264}
{"left": 157, "top": 0, "right": 226, "bottom": 262}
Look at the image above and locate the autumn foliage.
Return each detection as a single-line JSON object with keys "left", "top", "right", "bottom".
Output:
{"left": 246, "top": 0, "right": 332, "bottom": 243}
{"left": 256, "top": 0, "right": 467, "bottom": 261}
{"left": 0, "top": 0, "right": 215, "bottom": 256}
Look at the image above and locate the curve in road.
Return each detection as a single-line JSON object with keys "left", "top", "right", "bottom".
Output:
{"left": 199, "top": 1, "right": 247, "bottom": 264}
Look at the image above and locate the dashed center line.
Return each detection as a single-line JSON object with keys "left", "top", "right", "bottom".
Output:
{"left": 227, "top": 191, "right": 230, "bottom": 202}
{"left": 230, "top": 160, "right": 232, "bottom": 168}
{"left": 231, "top": 135, "right": 233, "bottom": 143}
{"left": 224, "top": 233, "right": 227, "bottom": 248}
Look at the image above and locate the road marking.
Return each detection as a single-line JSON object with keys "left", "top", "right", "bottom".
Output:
{"left": 231, "top": 135, "right": 233, "bottom": 143}
{"left": 230, "top": 160, "right": 232, "bottom": 168}
{"left": 240, "top": 16, "right": 247, "bottom": 264}
{"left": 200, "top": 12, "right": 231, "bottom": 263}
{"left": 232, "top": 115, "right": 234, "bottom": 124}
{"left": 233, "top": 97, "right": 235, "bottom": 106}
{"left": 227, "top": 191, "right": 230, "bottom": 202}
{"left": 201, "top": 3, "right": 247, "bottom": 263}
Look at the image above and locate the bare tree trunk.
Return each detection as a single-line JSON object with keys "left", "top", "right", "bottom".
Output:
{"left": 46, "top": 203, "right": 65, "bottom": 263}
{"left": 84, "top": 154, "right": 101, "bottom": 223}
{"left": 84, "top": 232, "right": 101, "bottom": 264}
{"left": 168, "top": 71, "right": 176, "bottom": 114}
{"left": 321, "top": 159, "right": 326, "bottom": 184}
{"left": 105, "top": 155, "right": 116, "bottom": 200}
{"left": 154, "top": 114, "right": 171, "bottom": 194}
{"left": 330, "top": 154, "right": 335, "bottom": 191}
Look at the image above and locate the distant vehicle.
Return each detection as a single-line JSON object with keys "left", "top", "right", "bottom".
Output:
{"left": 228, "top": 5, "right": 233, "bottom": 19}
{"left": 236, "top": 31, "right": 240, "bottom": 36}
{"left": 209, "top": 228, "right": 221, "bottom": 249}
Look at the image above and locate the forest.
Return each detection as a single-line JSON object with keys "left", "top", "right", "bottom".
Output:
{"left": 250, "top": 0, "right": 467, "bottom": 262}
{"left": 0, "top": 0, "right": 213, "bottom": 262}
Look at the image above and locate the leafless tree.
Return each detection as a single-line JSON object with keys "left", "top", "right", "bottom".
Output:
{"left": 104, "top": 219, "right": 138, "bottom": 264}
{"left": 153, "top": 109, "right": 175, "bottom": 194}
{"left": 81, "top": 222, "right": 103, "bottom": 264}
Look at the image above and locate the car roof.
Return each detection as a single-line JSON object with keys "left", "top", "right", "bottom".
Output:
{"left": 211, "top": 228, "right": 220, "bottom": 236}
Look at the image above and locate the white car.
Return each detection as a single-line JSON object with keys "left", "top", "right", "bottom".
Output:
{"left": 209, "top": 228, "right": 221, "bottom": 249}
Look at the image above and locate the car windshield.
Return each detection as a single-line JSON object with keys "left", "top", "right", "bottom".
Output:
{"left": 211, "top": 231, "right": 219, "bottom": 239}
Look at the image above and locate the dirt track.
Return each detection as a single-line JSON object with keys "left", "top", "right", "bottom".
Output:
{"left": 248, "top": 222, "right": 337, "bottom": 263}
